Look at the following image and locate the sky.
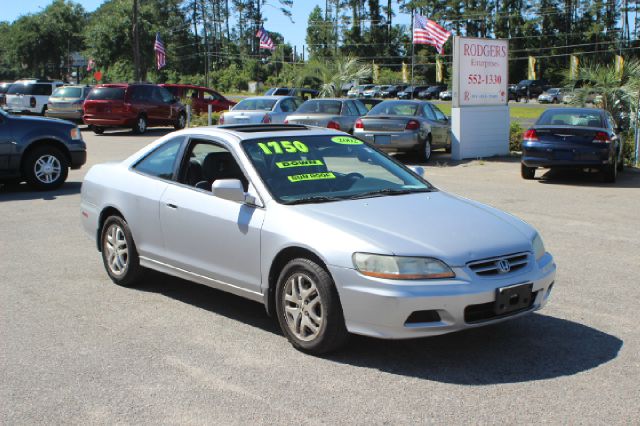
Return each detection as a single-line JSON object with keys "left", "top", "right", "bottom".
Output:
{"left": 5, "top": 1, "right": 411, "bottom": 55}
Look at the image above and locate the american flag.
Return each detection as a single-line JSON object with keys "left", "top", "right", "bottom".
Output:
{"left": 256, "top": 27, "right": 275, "bottom": 51}
{"left": 154, "top": 32, "right": 166, "bottom": 70}
{"left": 413, "top": 14, "right": 451, "bottom": 54}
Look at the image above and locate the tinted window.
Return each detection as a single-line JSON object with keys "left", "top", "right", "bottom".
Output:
{"left": 7, "top": 84, "right": 37, "bottom": 95}
{"left": 537, "top": 110, "right": 604, "bottom": 127}
{"left": 0, "top": 84, "right": 10, "bottom": 94}
{"left": 297, "top": 100, "right": 342, "bottom": 114}
{"left": 51, "top": 87, "right": 82, "bottom": 98}
{"left": 353, "top": 100, "right": 369, "bottom": 116}
{"left": 134, "top": 138, "right": 183, "bottom": 180}
{"left": 234, "top": 98, "right": 277, "bottom": 111}
{"left": 280, "top": 98, "right": 297, "bottom": 112}
{"left": 369, "top": 101, "right": 419, "bottom": 116}
{"left": 87, "top": 87, "right": 126, "bottom": 100}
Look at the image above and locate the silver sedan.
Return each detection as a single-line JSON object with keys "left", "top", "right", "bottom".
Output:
{"left": 219, "top": 96, "right": 300, "bottom": 125}
{"left": 354, "top": 100, "right": 452, "bottom": 162}
{"left": 81, "top": 125, "right": 556, "bottom": 354}
{"left": 285, "top": 98, "right": 368, "bottom": 133}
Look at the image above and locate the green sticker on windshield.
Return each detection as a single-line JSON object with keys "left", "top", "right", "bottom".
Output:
{"left": 276, "top": 160, "right": 324, "bottom": 169}
{"left": 331, "top": 136, "right": 363, "bottom": 145}
{"left": 287, "top": 172, "right": 336, "bottom": 183}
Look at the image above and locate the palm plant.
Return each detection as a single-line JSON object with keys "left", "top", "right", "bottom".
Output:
{"left": 301, "top": 56, "right": 372, "bottom": 98}
{"left": 566, "top": 59, "right": 640, "bottom": 120}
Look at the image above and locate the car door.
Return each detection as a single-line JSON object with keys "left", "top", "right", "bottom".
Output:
{"left": 423, "top": 104, "right": 448, "bottom": 148}
{"left": 0, "top": 112, "right": 14, "bottom": 170}
{"left": 158, "top": 138, "right": 265, "bottom": 294}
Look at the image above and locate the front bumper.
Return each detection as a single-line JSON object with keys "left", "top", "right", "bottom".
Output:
{"left": 328, "top": 253, "right": 556, "bottom": 339}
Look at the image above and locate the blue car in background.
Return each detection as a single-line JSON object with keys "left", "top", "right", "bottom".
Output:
{"left": 521, "top": 108, "right": 623, "bottom": 183}
{"left": 0, "top": 108, "right": 86, "bottom": 190}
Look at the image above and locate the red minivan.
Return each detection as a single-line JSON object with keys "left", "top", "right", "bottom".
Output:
{"left": 160, "top": 84, "right": 235, "bottom": 114}
{"left": 83, "top": 83, "right": 186, "bottom": 134}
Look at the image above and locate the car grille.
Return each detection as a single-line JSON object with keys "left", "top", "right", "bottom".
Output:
{"left": 467, "top": 252, "right": 529, "bottom": 277}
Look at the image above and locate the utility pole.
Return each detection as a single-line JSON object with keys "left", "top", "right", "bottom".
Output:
{"left": 132, "top": 0, "right": 141, "bottom": 82}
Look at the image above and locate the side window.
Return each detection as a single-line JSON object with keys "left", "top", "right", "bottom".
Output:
{"left": 158, "top": 87, "right": 174, "bottom": 103}
{"left": 606, "top": 113, "right": 616, "bottom": 130}
{"left": 353, "top": 100, "right": 368, "bottom": 116}
{"left": 34, "top": 84, "right": 52, "bottom": 96}
{"left": 181, "top": 139, "right": 248, "bottom": 191}
{"left": 430, "top": 104, "right": 447, "bottom": 122}
{"left": 422, "top": 104, "right": 436, "bottom": 120}
{"left": 280, "top": 99, "right": 295, "bottom": 112}
{"left": 134, "top": 137, "right": 183, "bottom": 180}
{"left": 344, "top": 101, "right": 358, "bottom": 116}
{"left": 204, "top": 90, "right": 222, "bottom": 101}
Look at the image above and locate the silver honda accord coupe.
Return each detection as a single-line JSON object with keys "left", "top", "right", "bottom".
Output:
{"left": 81, "top": 124, "right": 556, "bottom": 354}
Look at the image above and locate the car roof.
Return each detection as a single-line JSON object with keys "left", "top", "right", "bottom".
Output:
{"left": 175, "top": 124, "right": 344, "bottom": 143}
{"left": 540, "top": 108, "right": 604, "bottom": 115}
{"left": 160, "top": 83, "right": 214, "bottom": 90}
{"left": 241, "top": 96, "right": 295, "bottom": 100}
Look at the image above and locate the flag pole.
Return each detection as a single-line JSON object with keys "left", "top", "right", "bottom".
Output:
{"left": 410, "top": 8, "right": 415, "bottom": 99}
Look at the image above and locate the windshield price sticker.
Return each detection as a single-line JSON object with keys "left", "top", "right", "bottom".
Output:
{"left": 276, "top": 160, "right": 324, "bottom": 169}
{"left": 287, "top": 172, "right": 336, "bottom": 182}
{"left": 331, "top": 136, "right": 363, "bottom": 145}
{"left": 258, "top": 141, "right": 309, "bottom": 155}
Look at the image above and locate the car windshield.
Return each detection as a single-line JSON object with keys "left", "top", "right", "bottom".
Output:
{"left": 87, "top": 87, "right": 125, "bottom": 100}
{"left": 0, "top": 84, "right": 10, "bottom": 94}
{"left": 0, "top": 108, "right": 7, "bottom": 117}
{"left": 537, "top": 110, "right": 604, "bottom": 127}
{"left": 51, "top": 87, "right": 83, "bottom": 98}
{"left": 518, "top": 80, "right": 532, "bottom": 85}
{"left": 296, "top": 100, "right": 342, "bottom": 114}
{"left": 242, "top": 135, "right": 433, "bottom": 204}
{"left": 368, "top": 101, "right": 419, "bottom": 116}
{"left": 234, "top": 98, "right": 277, "bottom": 111}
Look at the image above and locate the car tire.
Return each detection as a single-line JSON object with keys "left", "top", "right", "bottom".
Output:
{"left": 616, "top": 156, "right": 624, "bottom": 172}
{"left": 553, "top": 98, "right": 559, "bottom": 104}
{"left": 602, "top": 158, "right": 617, "bottom": 183}
{"left": 41, "top": 105, "right": 47, "bottom": 116}
{"left": 174, "top": 112, "right": 186, "bottom": 130}
{"left": 100, "top": 215, "right": 145, "bottom": 287}
{"left": 521, "top": 163, "right": 535, "bottom": 180}
{"left": 275, "top": 258, "right": 349, "bottom": 354}
{"left": 419, "top": 136, "right": 432, "bottom": 162}
{"left": 23, "top": 146, "right": 69, "bottom": 190}
{"left": 92, "top": 126, "right": 105, "bottom": 135}
{"left": 132, "top": 115, "right": 147, "bottom": 134}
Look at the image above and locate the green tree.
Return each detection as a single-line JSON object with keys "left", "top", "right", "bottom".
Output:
{"left": 306, "top": 5, "right": 336, "bottom": 59}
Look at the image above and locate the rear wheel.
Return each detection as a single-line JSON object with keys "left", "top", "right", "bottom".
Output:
{"left": 100, "top": 215, "right": 145, "bottom": 287}
{"left": 617, "top": 155, "right": 624, "bottom": 172}
{"left": 92, "top": 126, "right": 104, "bottom": 135}
{"left": 602, "top": 158, "right": 617, "bottom": 183}
{"left": 132, "top": 115, "right": 147, "bottom": 134}
{"left": 23, "top": 146, "right": 69, "bottom": 190}
{"left": 521, "top": 163, "right": 535, "bottom": 180}
{"left": 275, "top": 258, "right": 349, "bottom": 354}
{"left": 174, "top": 112, "right": 186, "bottom": 130}
{"left": 419, "top": 136, "right": 432, "bottom": 162}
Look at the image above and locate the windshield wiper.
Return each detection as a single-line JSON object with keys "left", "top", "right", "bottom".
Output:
{"left": 347, "top": 188, "right": 432, "bottom": 200}
{"left": 283, "top": 195, "right": 347, "bottom": 205}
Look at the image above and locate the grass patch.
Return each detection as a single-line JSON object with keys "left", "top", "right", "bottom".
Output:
{"left": 433, "top": 102, "right": 545, "bottom": 121}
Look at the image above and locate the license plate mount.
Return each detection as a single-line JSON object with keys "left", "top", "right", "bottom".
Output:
{"left": 375, "top": 135, "right": 391, "bottom": 145}
{"left": 494, "top": 283, "right": 533, "bottom": 315}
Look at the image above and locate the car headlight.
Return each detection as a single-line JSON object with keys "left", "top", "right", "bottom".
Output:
{"left": 353, "top": 253, "right": 455, "bottom": 280}
{"left": 70, "top": 127, "right": 82, "bottom": 140}
{"left": 532, "top": 233, "right": 546, "bottom": 261}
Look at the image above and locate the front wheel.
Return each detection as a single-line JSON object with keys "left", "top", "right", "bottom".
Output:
{"left": 92, "top": 126, "right": 105, "bottom": 135}
{"left": 275, "top": 258, "right": 348, "bottom": 354}
{"left": 100, "top": 216, "right": 145, "bottom": 287}
{"left": 521, "top": 163, "right": 535, "bottom": 180}
{"left": 23, "top": 146, "right": 69, "bottom": 190}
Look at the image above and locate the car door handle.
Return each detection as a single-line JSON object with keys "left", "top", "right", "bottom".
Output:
{"left": 166, "top": 203, "right": 178, "bottom": 209}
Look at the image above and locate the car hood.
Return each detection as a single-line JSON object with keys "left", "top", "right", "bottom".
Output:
{"left": 11, "top": 114, "right": 73, "bottom": 127}
{"left": 293, "top": 191, "right": 535, "bottom": 266}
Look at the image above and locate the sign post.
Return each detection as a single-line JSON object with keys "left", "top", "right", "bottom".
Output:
{"left": 451, "top": 36, "right": 510, "bottom": 160}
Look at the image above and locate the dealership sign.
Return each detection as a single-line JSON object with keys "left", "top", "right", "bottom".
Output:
{"left": 452, "top": 37, "right": 509, "bottom": 107}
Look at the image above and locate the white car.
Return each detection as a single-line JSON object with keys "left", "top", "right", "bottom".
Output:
{"left": 219, "top": 96, "right": 300, "bottom": 125}
{"left": 5, "top": 79, "right": 65, "bottom": 115}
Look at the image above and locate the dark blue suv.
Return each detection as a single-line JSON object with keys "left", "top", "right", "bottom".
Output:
{"left": 0, "top": 108, "right": 86, "bottom": 190}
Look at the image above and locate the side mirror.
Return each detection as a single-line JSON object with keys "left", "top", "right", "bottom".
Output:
{"left": 212, "top": 179, "right": 245, "bottom": 202}
{"left": 409, "top": 166, "right": 424, "bottom": 176}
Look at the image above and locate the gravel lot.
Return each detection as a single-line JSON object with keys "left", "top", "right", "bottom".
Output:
{"left": 1, "top": 127, "right": 639, "bottom": 424}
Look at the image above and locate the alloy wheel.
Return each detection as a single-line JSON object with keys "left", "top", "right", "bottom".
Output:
{"left": 33, "top": 154, "right": 62, "bottom": 184}
{"left": 282, "top": 273, "right": 324, "bottom": 342}
{"left": 104, "top": 224, "right": 129, "bottom": 276}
